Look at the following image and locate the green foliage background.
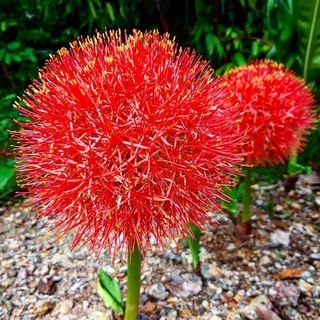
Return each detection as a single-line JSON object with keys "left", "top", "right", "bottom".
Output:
{"left": 0, "top": 0, "right": 319, "bottom": 200}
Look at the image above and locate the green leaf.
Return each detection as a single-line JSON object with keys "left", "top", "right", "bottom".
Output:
{"left": 88, "top": 0, "right": 98, "bottom": 20}
{"left": 11, "top": 53, "right": 22, "bottom": 63}
{"left": 0, "top": 48, "right": 6, "bottom": 60}
{"left": 251, "top": 41, "right": 260, "bottom": 57}
{"left": 232, "top": 52, "right": 246, "bottom": 66}
{"left": 267, "top": 0, "right": 294, "bottom": 60}
{"left": 106, "top": 3, "right": 115, "bottom": 23}
{"left": 4, "top": 52, "right": 11, "bottom": 64}
{"left": 0, "top": 166, "right": 15, "bottom": 191}
{"left": 97, "top": 269, "right": 124, "bottom": 314}
{"left": 293, "top": 0, "right": 320, "bottom": 83}
{"left": 7, "top": 42, "right": 21, "bottom": 50}
{"left": 188, "top": 223, "right": 201, "bottom": 269}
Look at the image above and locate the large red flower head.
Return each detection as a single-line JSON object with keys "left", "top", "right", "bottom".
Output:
{"left": 14, "top": 30, "right": 244, "bottom": 256}
{"left": 223, "top": 59, "right": 317, "bottom": 167}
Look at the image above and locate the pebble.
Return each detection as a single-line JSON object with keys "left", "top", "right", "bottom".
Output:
{"left": 165, "top": 271, "right": 202, "bottom": 298}
{"left": 201, "top": 263, "right": 222, "bottom": 280}
{"left": 312, "top": 285, "right": 320, "bottom": 298}
{"left": 240, "top": 294, "right": 271, "bottom": 319}
{"left": 297, "top": 279, "right": 313, "bottom": 293}
{"left": 51, "top": 253, "right": 73, "bottom": 268}
{"left": 309, "top": 253, "right": 320, "bottom": 261}
{"left": 1, "top": 197, "right": 319, "bottom": 320}
{"left": 55, "top": 299, "right": 74, "bottom": 314}
{"left": 270, "top": 230, "right": 290, "bottom": 247}
{"left": 34, "top": 300, "right": 54, "bottom": 316}
{"left": 39, "top": 264, "right": 50, "bottom": 276}
{"left": 164, "top": 250, "right": 181, "bottom": 263}
{"left": 147, "top": 283, "right": 168, "bottom": 300}
{"left": 300, "top": 271, "right": 312, "bottom": 279}
{"left": 259, "top": 255, "right": 271, "bottom": 266}
{"left": 269, "top": 281, "right": 300, "bottom": 307}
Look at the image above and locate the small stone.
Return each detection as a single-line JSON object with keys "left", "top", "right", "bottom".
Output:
{"left": 17, "top": 267, "right": 29, "bottom": 279}
{"left": 70, "top": 281, "right": 82, "bottom": 292}
{"left": 8, "top": 240, "right": 20, "bottom": 250}
{"left": 144, "top": 301, "right": 156, "bottom": 313}
{"left": 300, "top": 271, "right": 312, "bottom": 279}
{"left": 274, "top": 205, "right": 284, "bottom": 212}
{"left": 282, "top": 307, "right": 304, "bottom": 320}
{"left": 164, "top": 250, "right": 181, "bottom": 262}
{"left": 201, "top": 263, "right": 222, "bottom": 280}
{"left": 270, "top": 230, "right": 290, "bottom": 247}
{"left": 89, "top": 310, "right": 112, "bottom": 320}
{"left": 269, "top": 281, "right": 300, "bottom": 307}
{"left": 309, "top": 253, "right": 320, "bottom": 261}
{"left": 165, "top": 309, "right": 178, "bottom": 319}
{"left": 297, "top": 279, "right": 313, "bottom": 293}
{"left": 38, "top": 278, "right": 57, "bottom": 295}
{"left": 202, "top": 300, "right": 209, "bottom": 309}
{"left": 51, "top": 253, "right": 73, "bottom": 268}
{"left": 259, "top": 255, "right": 271, "bottom": 266}
{"left": 226, "top": 243, "right": 236, "bottom": 251}
{"left": 291, "top": 202, "right": 301, "bottom": 209}
{"left": 56, "top": 299, "right": 74, "bottom": 314}
{"left": 52, "top": 276, "right": 62, "bottom": 282}
{"left": 1, "top": 279, "right": 14, "bottom": 289}
{"left": 72, "top": 253, "right": 87, "bottom": 260}
{"left": 118, "top": 266, "right": 127, "bottom": 273}
{"left": 255, "top": 305, "right": 282, "bottom": 320}
{"left": 312, "top": 285, "right": 320, "bottom": 298}
{"left": 147, "top": 283, "right": 168, "bottom": 300}
{"left": 180, "top": 309, "right": 193, "bottom": 318}
{"left": 34, "top": 301, "right": 54, "bottom": 316}
{"left": 7, "top": 269, "right": 17, "bottom": 278}
{"left": 83, "top": 300, "right": 89, "bottom": 310}
{"left": 39, "top": 264, "right": 50, "bottom": 276}
{"left": 165, "top": 272, "right": 202, "bottom": 298}
{"left": 240, "top": 294, "right": 271, "bottom": 319}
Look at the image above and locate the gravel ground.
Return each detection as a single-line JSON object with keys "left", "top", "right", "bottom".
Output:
{"left": 0, "top": 173, "right": 319, "bottom": 320}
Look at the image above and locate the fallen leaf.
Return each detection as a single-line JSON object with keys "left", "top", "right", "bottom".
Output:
{"left": 278, "top": 268, "right": 303, "bottom": 280}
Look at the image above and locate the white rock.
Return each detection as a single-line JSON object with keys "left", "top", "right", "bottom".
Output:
{"left": 240, "top": 294, "right": 271, "bottom": 320}
{"left": 270, "top": 230, "right": 290, "bottom": 246}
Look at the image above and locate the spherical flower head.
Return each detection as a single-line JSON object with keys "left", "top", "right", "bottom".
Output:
{"left": 13, "top": 30, "right": 244, "bottom": 256}
{"left": 223, "top": 59, "right": 317, "bottom": 167}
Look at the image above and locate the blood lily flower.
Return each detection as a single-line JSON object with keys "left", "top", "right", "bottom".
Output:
{"left": 222, "top": 60, "right": 317, "bottom": 222}
{"left": 223, "top": 59, "right": 317, "bottom": 167}
{"left": 13, "top": 30, "right": 245, "bottom": 319}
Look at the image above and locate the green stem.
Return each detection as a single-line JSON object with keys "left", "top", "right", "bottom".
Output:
{"left": 242, "top": 167, "right": 252, "bottom": 222}
{"left": 187, "top": 223, "right": 201, "bottom": 269}
{"left": 124, "top": 241, "right": 141, "bottom": 320}
{"left": 288, "top": 154, "right": 297, "bottom": 174}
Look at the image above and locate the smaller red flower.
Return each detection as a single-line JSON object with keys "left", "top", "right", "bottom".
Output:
{"left": 222, "top": 60, "right": 317, "bottom": 167}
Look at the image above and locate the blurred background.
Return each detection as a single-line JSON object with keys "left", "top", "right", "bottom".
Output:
{"left": 0, "top": 0, "right": 319, "bottom": 202}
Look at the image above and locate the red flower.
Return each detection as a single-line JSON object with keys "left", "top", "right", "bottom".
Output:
{"left": 222, "top": 60, "right": 317, "bottom": 167}
{"left": 13, "top": 30, "right": 244, "bottom": 256}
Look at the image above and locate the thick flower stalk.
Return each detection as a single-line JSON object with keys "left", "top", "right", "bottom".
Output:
{"left": 222, "top": 60, "right": 317, "bottom": 221}
{"left": 14, "top": 30, "right": 244, "bottom": 255}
